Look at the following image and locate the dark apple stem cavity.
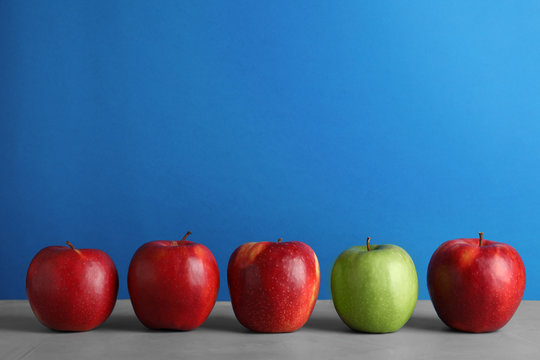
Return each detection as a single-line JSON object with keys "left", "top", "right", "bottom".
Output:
{"left": 366, "top": 237, "right": 371, "bottom": 251}
{"left": 277, "top": 238, "right": 283, "bottom": 243}
{"left": 479, "top": 232, "right": 484, "bottom": 247}
{"left": 65, "top": 241, "right": 76, "bottom": 250}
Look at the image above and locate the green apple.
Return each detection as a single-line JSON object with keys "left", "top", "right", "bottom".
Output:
{"left": 331, "top": 237, "right": 418, "bottom": 333}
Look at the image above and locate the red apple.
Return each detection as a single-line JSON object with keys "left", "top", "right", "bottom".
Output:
{"left": 227, "top": 238, "right": 320, "bottom": 333}
{"left": 128, "top": 231, "right": 219, "bottom": 330}
{"left": 26, "top": 241, "right": 119, "bottom": 331}
{"left": 427, "top": 232, "right": 526, "bottom": 332}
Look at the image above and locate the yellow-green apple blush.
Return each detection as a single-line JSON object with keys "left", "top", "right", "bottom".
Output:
{"left": 331, "top": 237, "right": 418, "bottom": 333}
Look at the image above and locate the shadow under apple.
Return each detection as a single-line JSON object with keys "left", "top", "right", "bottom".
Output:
{"left": 0, "top": 313, "right": 50, "bottom": 334}
{"left": 403, "top": 314, "right": 451, "bottom": 332}
{"left": 302, "top": 313, "right": 352, "bottom": 333}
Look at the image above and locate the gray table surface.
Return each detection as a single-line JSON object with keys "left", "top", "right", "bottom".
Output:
{"left": 1, "top": 300, "right": 538, "bottom": 360}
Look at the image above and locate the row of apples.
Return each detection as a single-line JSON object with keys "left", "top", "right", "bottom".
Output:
{"left": 26, "top": 231, "right": 525, "bottom": 333}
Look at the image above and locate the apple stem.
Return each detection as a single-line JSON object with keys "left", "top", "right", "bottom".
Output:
{"left": 178, "top": 231, "right": 192, "bottom": 245}
{"left": 65, "top": 241, "right": 76, "bottom": 250}
{"left": 479, "top": 232, "right": 484, "bottom": 247}
{"left": 277, "top": 238, "right": 283, "bottom": 243}
{"left": 366, "top": 237, "right": 371, "bottom": 251}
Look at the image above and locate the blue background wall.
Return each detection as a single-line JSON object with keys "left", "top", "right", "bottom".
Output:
{"left": 2, "top": 1, "right": 539, "bottom": 300}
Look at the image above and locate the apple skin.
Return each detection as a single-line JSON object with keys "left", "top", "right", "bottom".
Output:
{"left": 26, "top": 242, "right": 119, "bottom": 331}
{"left": 427, "top": 235, "right": 526, "bottom": 333}
{"left": 128, "top": 234, "right": 219, "bottom": 330}
{"left": 227, "top": 239, "right": 320, "bottom": 333}
{"left": 331, "top": 243, "right": 418, "bottom": 333}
